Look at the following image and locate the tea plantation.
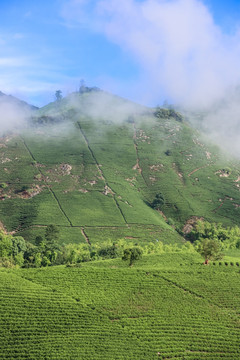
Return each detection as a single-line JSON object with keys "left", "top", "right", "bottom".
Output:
{"left": 0, "top": 90, "right": 240, "bottom": 245}
{"left": 1, "top": 253, "right": 240, "bottom": 359}
{"left": 1, "top": 91, "right": 240, "bottom": 359}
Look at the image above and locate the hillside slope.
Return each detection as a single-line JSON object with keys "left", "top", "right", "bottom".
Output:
{"left": 0, "top": 90, "right": 239, "bottom": 244}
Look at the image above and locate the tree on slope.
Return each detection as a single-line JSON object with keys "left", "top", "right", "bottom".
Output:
{"left": 151, "top": 193, "right": 165, "bottom": 210}
{"left": 196, "top": 238, "right": 223, "bottom": 264}
{"left": 122, "top": 247, "right": 142, "bottom": 266}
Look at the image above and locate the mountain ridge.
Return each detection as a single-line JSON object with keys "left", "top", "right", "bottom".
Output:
{"left": 0, "top": 90, "right": 39, "bottom": 111}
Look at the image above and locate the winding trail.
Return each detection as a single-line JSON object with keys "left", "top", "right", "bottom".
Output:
{"left": 188, "top": 165, "right": 209, "bottom": 177}
{"left": 76, "top": 121, "right": 127, "bottom": 224}
{"left": 81, "top": 227, "right": 91, "bottom": 245}
{"left": 132, "top": 122, "right": 148, "bottom": 186}
{"left": 20, "top": 136, "right": 73, "bottom": 227}
{"left": 212, "top": 196, "right": 229, "bottom": 214}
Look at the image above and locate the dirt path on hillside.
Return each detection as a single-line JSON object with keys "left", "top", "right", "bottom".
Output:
{"left": 188, "top": 165, "right": 208, "bottom": 177}
{"left": 81, "top": 227, "right": 91, "bottom": 245}
{"left": 212, "top": 196, "right": 232, "bottom": 213}
{"left": 20, "top": 136, "right": 73, "bottom": 227}
{"left": 132, "top": 122, "right": 148, "bottom": 186}
{"left": 76, "top": 122, "right": 127, "bottom": 224}
{"left": 172, "top": 163, "right": 185, "bottom": 184}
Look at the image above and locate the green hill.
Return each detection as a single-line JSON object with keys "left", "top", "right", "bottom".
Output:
{"left": 1, "top": 91, "right": 240, "bottom": 359}
{"left": 0, "top": 90, "right": 239, "bottom": 245}
{"left": 1, "top": 253, "right": 240, "bottom": 359}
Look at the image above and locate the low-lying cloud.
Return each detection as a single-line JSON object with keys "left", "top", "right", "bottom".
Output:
{"left": 61, "top": 0, "right": 240, "bottom": 156}
{"left": 0, "top": 93, "right": 33, "bottom": 133}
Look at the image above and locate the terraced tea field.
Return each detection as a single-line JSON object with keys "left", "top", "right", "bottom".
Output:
{"left": 0, "top": 91, "right": 240, "bottom": 246}
{"left": 1, "top": 253, "right": 240, "bottom": 359}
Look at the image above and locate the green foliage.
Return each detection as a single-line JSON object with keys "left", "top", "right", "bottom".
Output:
{"left": 41, "top": 255, "right": 51, "bottom": 267}
{"left": 98, "top": 243, "right": 119, "bottom": 259}
{"left": 0, "top": 232, "right": 28, "bottom": 267}
{"left": 0, "top": 225, "right": 62, "bottom": 268}
{"left": 55, "top": 90, "right": 62, "bottom": 101}
{"left": 45, "top": 224, "right": 59, "bottom": 244}
{"left": 79, "top": 80, "right": 100, "bottom": 94}
{"left": 35, "top": 235, "right": 44, "bottom": 246}
{"left": 14, "top": 252, "right": 25, "bottom": 267}
{"left": 188, "top": 220, "right": 240, "bottom": 250}
{"left": 61, "top": 243, "right": 92, "bottom": 264}
{"left": 0, "top": 232, "right": 12, "bottom": 258}
{"left": 195, "top": 237, "right": 223, "bottom": 263}
{"left": 0, "top": 182, "right": 8, "bottom": 189}
{"left": 11, "top": 236, "right": 27, "bottom": 256}
{"left": 154, "top": 106, "right": 183, "bottom": 122}
{"left": 0, "top": 257, "right": 14, "bottom": 268}
{"left": 122, "top": 246, "right": 143, "bottom": 266}
{"left": 151, "top": 193, "right": 165, "bottom": 210}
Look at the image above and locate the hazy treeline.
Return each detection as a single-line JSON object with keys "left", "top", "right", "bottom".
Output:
{"left": 186, "top": 220, "right": 240, "bottom": 250}
{"left": 0, "top": 220, "right": 240, "bottom": 268}
{"left": 0, "top": 224, "right": 195, "bottom": 268}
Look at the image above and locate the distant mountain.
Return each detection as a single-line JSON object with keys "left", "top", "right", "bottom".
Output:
{"left": 0, "top": 89, "right": 239, "bottom": 245}
{"left": 0, "top": 91, "right": 38, "bottom": 111}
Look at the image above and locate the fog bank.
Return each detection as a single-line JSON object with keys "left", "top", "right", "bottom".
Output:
{"left": 0, "top": 92, "right": 34, "bottom": 134}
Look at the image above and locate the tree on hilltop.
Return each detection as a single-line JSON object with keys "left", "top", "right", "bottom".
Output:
{"left": 55, "top": 90, "right": 62, "bottom": 101}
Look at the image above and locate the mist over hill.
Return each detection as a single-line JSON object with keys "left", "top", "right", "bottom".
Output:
{"left": 1, "top": 88, "right": 240, "bottom": 359}
{"left": 0, "top": 89, "right": 239, "bottom": 246}
{"left": 0, "top": 91, "right": 38, "bottom": 133}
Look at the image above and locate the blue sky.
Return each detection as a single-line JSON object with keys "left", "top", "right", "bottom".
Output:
{"left": 1, "top": 0, "right": 240, "bottom": 107}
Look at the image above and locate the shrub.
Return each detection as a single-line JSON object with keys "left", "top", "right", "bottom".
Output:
{"left": 154, "top": 107, "right": 183, "bottom": 122}
{"left": 0, "top": 257, "right": 14, "bottom": 268}
{"left": 167, "top": 218, "right": 175, "bottom": 226}
{"left": 98, "top": 244, "right": 119, "bottom": 259}
{"left": 151, "top": 193, "right": 165, "bottom": 210}
{"left": 122, "top": 246, "right": 143, "bottom": 266}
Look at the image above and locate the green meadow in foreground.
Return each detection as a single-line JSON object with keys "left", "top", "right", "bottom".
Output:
{"left": 1, "top": 252, "right": 240, "bottom": 359}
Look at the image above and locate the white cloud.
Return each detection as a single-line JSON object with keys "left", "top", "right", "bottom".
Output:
{"left": 61, "top": 0, "right": 240, "bottom": 108}
{"left": 0, "top": 94, "right": 32, "bottom": 133}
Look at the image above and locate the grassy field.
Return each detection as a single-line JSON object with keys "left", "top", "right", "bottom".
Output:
{"left": 1, "top": 252, "right": 240, "bottom": 359}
